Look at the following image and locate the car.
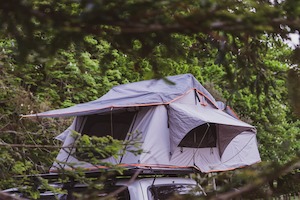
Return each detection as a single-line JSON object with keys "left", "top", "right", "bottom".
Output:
{"left": 3, "top": 167, "right": 205, "bottom": 199}
{"left": 4, "top": 177, "right": 204, "bottom": 200}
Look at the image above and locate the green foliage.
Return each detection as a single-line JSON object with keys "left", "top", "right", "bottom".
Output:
{"left": 287, "top": 68, "right": 300, "bottom": 116}
{"left": 76, "top": 135, "right": 123, "bottom": 163}
{"left": 1, "top": 0, "right": 300, "bottom": 107}
{"left": 1, "top": 0, "right": 300, "bottom": 58}
{"left": 12, "top": 161, "right": 33, "bottom": 174}
{"left": 0, "top": 0, "right": 299, "bottom": 198}
{"left": 75, "top": 131, "right": 143, "bottom": 167}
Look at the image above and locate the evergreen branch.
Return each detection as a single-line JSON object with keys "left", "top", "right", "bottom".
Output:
{"left": 0, "top": 191, "right": 25, "bottom": 200}
{"left": 0, "top": 143, "right": 70, "bottom": 149}
{"left": 210, "top": 155, "right": 300, "bottom": 200}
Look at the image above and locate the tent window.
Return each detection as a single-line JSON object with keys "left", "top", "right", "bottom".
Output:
{"left": 81, "top": 111, "right": 137, "bottom": 140}
{"left": 179, "top": 124, "right": 217, "bottom": 148}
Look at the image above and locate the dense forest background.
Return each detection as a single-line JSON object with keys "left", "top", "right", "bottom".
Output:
{"left": 0, "top": 0, "right": 300, "bottom": 199}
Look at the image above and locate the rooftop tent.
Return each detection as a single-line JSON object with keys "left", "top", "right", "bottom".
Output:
{"left": 25, "top": 74, "right": 261, "bottom": 173}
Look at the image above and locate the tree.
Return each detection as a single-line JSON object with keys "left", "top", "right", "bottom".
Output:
{"left": 0, "top": 0, "right": 299, "bottom": 198}
{"left": 1, "top": 0, "right": 300, "bottom": 114}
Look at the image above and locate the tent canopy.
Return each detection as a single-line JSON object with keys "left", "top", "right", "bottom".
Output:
{"left": 23, "top": 74, "right": 219, "bottom": 118}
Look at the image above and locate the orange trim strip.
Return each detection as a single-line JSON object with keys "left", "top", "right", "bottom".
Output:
{"left": 226, "top": 105, "right": 240, "bottom": 120}
{"left": 49, "top": 164, "right": 201, "bottom": 173}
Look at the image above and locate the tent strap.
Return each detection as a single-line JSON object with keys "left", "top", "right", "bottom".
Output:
{"left": 190, "top": 123, "right": 211, "bottom": 166}
{"left": 194, "top": 89, "right": 206, "bottom": 105}
{"left": 194, "top": 89, "right": 200, "bottom": 105}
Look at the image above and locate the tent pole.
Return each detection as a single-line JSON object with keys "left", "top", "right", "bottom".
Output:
{"left": 119, "top": 111, "right": 139, "bottom": 164}
{"left": 191, "top": 123, "right": 210, "bottom": 166}
{"left": 194, "top": 89, "right": 200, "bottom": 105}
{"left": 110, "top": 107, "right": 114, "bottom": 137}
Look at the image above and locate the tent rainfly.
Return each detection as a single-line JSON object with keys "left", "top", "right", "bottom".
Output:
{"left": 24, "top": 74, "right": 261, "bottom": 173}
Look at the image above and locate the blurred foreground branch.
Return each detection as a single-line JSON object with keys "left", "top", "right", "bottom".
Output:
{"left": 211, "top": 155, "right": 300, "bottom": 200}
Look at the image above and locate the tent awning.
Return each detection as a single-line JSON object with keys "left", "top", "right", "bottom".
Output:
{"left": 168, "top": 103, "right": 254, "bottom": 156}
{"left": 22, "top": 74, "right": 219, "bottom": 118}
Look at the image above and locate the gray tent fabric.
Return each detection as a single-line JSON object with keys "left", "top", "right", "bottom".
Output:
{"left": 217, "top": 124, "right": 253, "bottom": 157}
{"left": 25, "top": 74, "right": 261, "bottom": 173}
{"left": 23, "top": 74, "right": 219, "bottom": 118}
{"left": 55, "top": 116, "right": 86, "bottom": 142}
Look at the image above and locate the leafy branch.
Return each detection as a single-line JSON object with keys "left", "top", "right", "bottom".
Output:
{"left": 210, "top": 155, "right": 300, "bottom": 199}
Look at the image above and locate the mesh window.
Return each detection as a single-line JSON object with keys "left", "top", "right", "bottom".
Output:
{"left": 178, "top": 123, "right": 217, "bottom": 148}
{"left": 81, "top": 111, "right": 137, "bottom": 140}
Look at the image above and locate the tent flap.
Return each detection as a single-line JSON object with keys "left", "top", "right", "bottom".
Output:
{"left": 168, "top": 103, "right": 254, "bottom": 156}
{"left": 217, "top": 125, "right": 254, "bottom": 157}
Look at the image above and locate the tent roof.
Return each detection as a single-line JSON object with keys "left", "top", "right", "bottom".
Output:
{"left": 23, "top": 74, "right": 219, "bottom": 118}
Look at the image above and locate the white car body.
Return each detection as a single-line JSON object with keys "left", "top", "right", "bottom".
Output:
{"left": 115, "top": 177, "right": 202, "bottom": 200}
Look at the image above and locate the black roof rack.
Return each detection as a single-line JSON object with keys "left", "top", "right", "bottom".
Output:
{"left": 15, "top": 166, "right": 202, "bottom": 181}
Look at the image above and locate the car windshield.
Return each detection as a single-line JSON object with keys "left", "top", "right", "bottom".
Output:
{"left": 148, "top": 184, "right": 201, "bottom": 200}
